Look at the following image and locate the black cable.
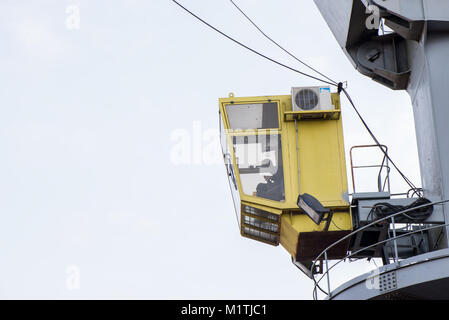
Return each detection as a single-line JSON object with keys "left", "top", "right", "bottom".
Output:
{"left": 408, "top": 188, "right": 424, "bottom": 198}
{"left": 229, "top": 0, "right": 338, "bottom": 85}
{"left": 331, "top": 219, "right": 345, "bottom": 231}
{"left": 341, "top": 88, "right": 421, "bottom": 195}
{"left": 170, "top": 0, "right": 336, "bottom": 87}
{"left": 369, "top": 197, "right": 433, "bottom": 223}
{"left": 170, "top": 0, "right": 420, "bottom": 196}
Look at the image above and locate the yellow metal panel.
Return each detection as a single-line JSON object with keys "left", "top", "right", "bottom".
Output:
{"left": 219, "top": 93, "right": 350, "bottom": 210}
{"left": 280, "top": 211, "right": 352, "bottom": 260}
{"left": 279, "top": 214, "right": 299, "bottom": 257}
{"left": 219, "top": 92, "right": 352, "bottom": 254}
{"left": 284, "top": 211, "right": 352, "bottom": 233}
{"left": 296, "top": 119, "right": 349, "bottom": 207}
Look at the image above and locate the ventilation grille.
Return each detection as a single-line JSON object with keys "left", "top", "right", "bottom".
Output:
{"left": 241, "top": 205, "right": 280, "bottom": 245}
{"left": 291, "top": 86, "right": 334, "bottom": 112}
{"left": 379, "top": 271, "right": 397, "bottom": 293}
{"left": 295, "top": 89, "right": 319, "bottom": 110}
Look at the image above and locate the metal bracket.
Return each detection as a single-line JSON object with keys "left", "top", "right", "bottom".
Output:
{"left": 354, "top": 34, "right": 410, "bottom": 90}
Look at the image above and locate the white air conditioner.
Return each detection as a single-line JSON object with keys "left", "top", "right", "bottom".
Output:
{"left": 291, "top": 86, "right": 334, "bottom": 111}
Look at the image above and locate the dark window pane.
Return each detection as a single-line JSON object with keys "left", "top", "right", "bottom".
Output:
{"left": 226, "top": 103, "right": 278, "bottom": 130}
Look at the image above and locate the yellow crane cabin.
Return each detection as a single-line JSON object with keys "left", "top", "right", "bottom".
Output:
{"left": 219, "top": 87, "right": 353, "bottom": 269}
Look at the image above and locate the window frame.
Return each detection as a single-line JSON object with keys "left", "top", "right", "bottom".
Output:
{"left": 223, "top": 100, "right": 282, "bottom": 133}
{"left": 221, "top": 100, "right": 287, "bottom": 204}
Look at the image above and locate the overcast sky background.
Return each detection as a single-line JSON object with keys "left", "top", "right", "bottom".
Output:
{"left": 0, "top": 0, "right": 421, "bottom": 299}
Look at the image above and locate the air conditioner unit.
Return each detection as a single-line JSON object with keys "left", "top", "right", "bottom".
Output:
{"left": 291, "top": 86, "right": 334, "bottom": 111}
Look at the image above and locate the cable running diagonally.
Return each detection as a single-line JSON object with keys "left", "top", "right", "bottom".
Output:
{"left": 229, "top": 0, "right": 338, "bottom": 85}
{"left": 170, "top": 0, "right": 421, "bottom": 195}
{"left": 170, "top": 0, "right": 336, "bottom": 86}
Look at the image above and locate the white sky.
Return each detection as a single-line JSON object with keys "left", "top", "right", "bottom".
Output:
{"left": 0, "top": 0, "right": 421, "bottom": 299}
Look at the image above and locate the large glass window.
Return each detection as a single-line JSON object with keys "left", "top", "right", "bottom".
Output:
{"left": 232, "top": 134, "right": 285, "bottom": 202}
{"left": 226, "top": 103, "right": 279, "bottom": 130}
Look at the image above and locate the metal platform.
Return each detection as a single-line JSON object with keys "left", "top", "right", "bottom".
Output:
{"left": 328, "top": 249, "right": 449, "bottom": 300}
{"left": 310, "top": 194, "right": 449, "bottom": 300}
{"left": 312, "top": 0, "right": 449, "bottom": 300}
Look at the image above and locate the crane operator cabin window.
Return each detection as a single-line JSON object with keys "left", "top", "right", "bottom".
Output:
{"left": 226, "top": 102, "right": 278, "bottom": 130}
{"left": 225, "top": 103, "right": 285, "bottom": 202}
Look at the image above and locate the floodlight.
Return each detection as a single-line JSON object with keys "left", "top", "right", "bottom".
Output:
{"left": 297, "top": 193, "right": 330, "bottom": 225}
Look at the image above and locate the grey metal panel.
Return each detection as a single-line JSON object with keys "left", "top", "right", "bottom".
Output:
{"left": 354, "top": 197, "right": 444, "bottom": 223}
{"left": 372, "top": 0, "right": 449, "bottom": 21}
{"left": 328, "top": 249, "right": 449, "bottom": 299}
{"left": 352, "top": 194, "right": 445, "bottom": 223}
{"left": 406, "top": 39, "right": 442, "bottom": 202}
{"left": 406, "top": 32, "right": 449, "bottom": 230}
{"left": 423, "top": 1, "right": 449, "bottom": 21}
{"left": 315, "top": 0, "right": 449, "bottom": 90}
{"left": 424, "top": 33, "right": 449, "bottom": 234}
{"left": 352, "top": 192, "right": 390, "bottom": 201}
{"left": 372, "top": 0, "right": 425, "bottom": 21}
{"left": 313, "top": 0, "right": 354, "bottom": 49}
{"left": 314, "top": 0, "right": 380, "bottom": 72}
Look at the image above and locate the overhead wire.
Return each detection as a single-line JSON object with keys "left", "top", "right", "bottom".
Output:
{"left": 340, "top": 88, "right": 421, "bottom": 195}
{"left": 170, "top": 0, "right": 336, "bottom": 87}
{"left": 170, "top": 0, "right": 421, "bottom": 195}
{"left": 226, "top": 0, "right": 421, "bottom": 196}
{"left": 228, "top": 0, "right": 338, "bottom": 85}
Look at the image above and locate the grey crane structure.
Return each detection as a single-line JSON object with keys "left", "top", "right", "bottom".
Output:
{"left": 311, "top": 0, "right": 449, "bottom": 299}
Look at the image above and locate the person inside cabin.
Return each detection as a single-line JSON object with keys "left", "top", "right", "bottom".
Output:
{"left": 256, "top": 160, "right": 285, "bottom": 201}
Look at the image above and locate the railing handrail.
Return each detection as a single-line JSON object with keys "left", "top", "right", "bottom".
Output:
{"left": 310, "top": 199, "right": 449, "bottom": 299}
{"left": 313, "top": 221, "right": 449, "bottom": 299}
{"left": 311, "top": 199, "right": 448, "bottom": 271}
{"left": 350, "top": 144, "right": 391, "bottom": 193}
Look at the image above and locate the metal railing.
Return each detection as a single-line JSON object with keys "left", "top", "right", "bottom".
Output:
{"left": 310, "top": 199, "right": 449, "bottom": 300}
{"left": 350, "top": 145, "right": 391, "bottom": 193}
